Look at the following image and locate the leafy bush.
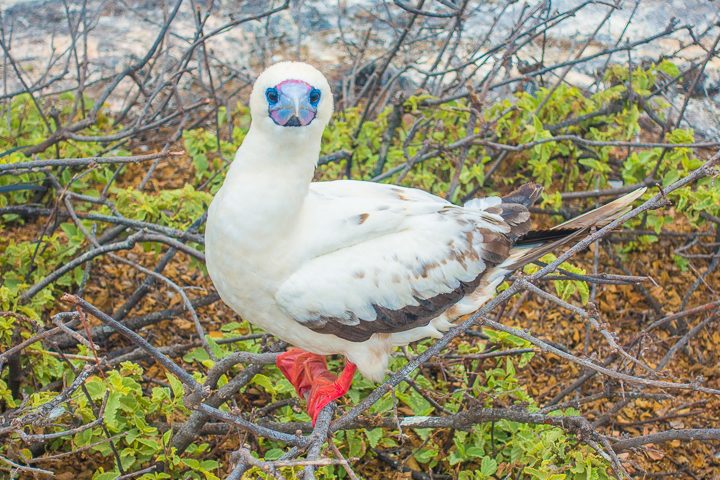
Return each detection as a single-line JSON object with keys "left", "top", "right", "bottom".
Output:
{"left": 1, "top": 60, "right": 715, "bottom": 478}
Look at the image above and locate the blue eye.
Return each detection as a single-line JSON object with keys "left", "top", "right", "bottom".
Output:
{"left": 309, "top": 88, "right": 321, "bottom": 106}
{"left": 265, "top": 88, "right": 279, "bottom": 104}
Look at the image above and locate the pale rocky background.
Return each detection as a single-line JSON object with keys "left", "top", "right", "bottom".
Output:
{"left": 3, "top": 0, "right": 720, "bottom": 136}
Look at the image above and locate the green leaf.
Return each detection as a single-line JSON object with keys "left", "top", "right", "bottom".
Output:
{"left": 656, "top": 60, "right": 680, "bottom": 78}
{"left": 364, "top": 428, "right": 383, "bottom": 448}
{"left": 673, "top": 254, "right": 690, "bottom": 272}
{"left": 414, "top": 446, "right": 438, "bottom": 464}
{"left": 220, "top": 321, "right": 245, "bottom": 332}
{"left": 251, "top": 373, "right": 276, "bottom": 395}
{"left": 94, "top": 471, "right": 121, "bottom": 480}
{"left": 166, "top": 373, "right": 185, "bottom": 401}
{"left": 480, "top": 456, "right": 498, "bottom": 476}
{"left": 104, "top": 391, "right": 123, "bottom": 430}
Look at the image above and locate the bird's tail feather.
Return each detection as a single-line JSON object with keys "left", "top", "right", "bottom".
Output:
{"left": 552, "top": 187, "right": 647, "bottom": 230}
{"left": 501, "top": 187, "right": 646, "bottom": 270}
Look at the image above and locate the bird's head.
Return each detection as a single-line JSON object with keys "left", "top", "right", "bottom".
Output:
{"left": 249, "top": 62, "right": 334, "bottom": 136}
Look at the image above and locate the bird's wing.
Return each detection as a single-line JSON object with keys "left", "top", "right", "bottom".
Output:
{"left": 275, "top": 181, "right": 528, "bottom": 342}
{"left": 311, "top": 179, "right": 449, "bottom": 204}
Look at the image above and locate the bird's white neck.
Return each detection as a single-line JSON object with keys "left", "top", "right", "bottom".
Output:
{"left": 215, "top": 125, "right": 321, "bottom": 244}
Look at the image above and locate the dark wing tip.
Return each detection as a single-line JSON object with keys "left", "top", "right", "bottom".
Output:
{"left": 515, "top": 228, "right": 579, "bottom": 246}
{"left": 495, "top": 182, "right": 543, "bottom": 241}
{"left": 502, "top": 182, "right": 543, "bottom": 207}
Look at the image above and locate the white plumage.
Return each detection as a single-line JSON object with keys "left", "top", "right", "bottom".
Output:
{"left": 205, "top": 62, "right": 644, "bottom": 384}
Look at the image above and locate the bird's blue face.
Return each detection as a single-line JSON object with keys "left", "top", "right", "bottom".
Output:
{"left": 265, "top": 79, "right": 321, "bottom": 127}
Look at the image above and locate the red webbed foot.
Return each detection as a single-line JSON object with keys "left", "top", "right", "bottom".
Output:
{"left": 306, "top": 360, "right": 356, "bottom": 425}
{"left": 276, "top": 348, "right": 357, "bottom": 425}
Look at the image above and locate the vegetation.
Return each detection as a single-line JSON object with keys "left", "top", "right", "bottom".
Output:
{"left": 2, "top": 55, "right": 718, "bottom": 478}
{"left": 1, "top": 1, "right": 719, "bottom": 478}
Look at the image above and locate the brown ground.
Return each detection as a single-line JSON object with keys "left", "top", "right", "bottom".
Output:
{"left": 7, "top": 146, "right": 719, "bottom": 479}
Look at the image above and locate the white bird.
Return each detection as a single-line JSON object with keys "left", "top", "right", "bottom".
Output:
{"left": 205, "top": 61, "right": 645, "bottom": 424}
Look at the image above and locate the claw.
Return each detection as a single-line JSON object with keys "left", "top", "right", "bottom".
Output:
{"left": 275, "top": 348, "right": 357, "bottom": 425}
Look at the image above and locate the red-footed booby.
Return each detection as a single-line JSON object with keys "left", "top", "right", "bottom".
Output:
{"left": 205, "top": 61, "right": 645, "bottom": 425}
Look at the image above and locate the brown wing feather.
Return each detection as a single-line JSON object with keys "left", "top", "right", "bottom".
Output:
{"left": 296, "top": 184, "right": 644, "bottom": 343}
{"left": 303, "top": 229, "right": 511, "bottom": 342}
{"left": 495, "top": 182, "right": 543, "bottom": 240}
{"left": 306, "top": 273, "right": 486, "bottom": 342}
{"left": 300, "top": 184, "right": 550, "bottom": 342}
